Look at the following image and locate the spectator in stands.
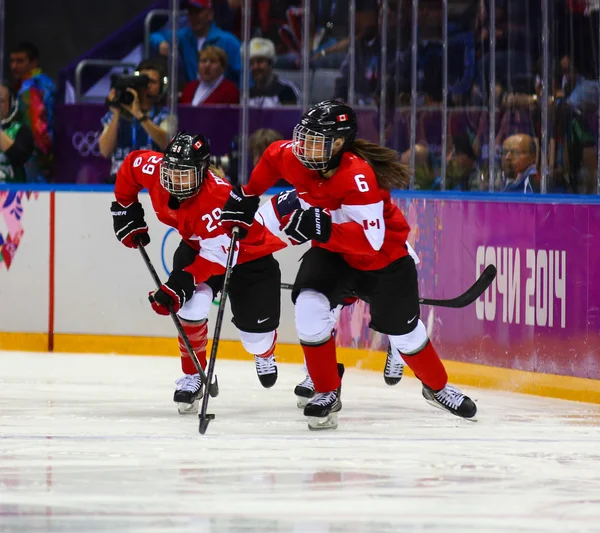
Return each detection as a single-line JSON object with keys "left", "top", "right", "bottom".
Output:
{"left": 247, "top": 38, "right": 300, "bottom": 107}
{"left": 432, "top": 133, "right": 478, "bottom": 191}
{"left": 334, "top": 1, "right": 399, "bottom": 105}
{"left": 309, "top": 0, "right": 378, "bottom": 69}
{"left": 9, "top": 42, "right": 56, "bottom": 182}
{"left": 98, "top": 60, "right": 171, "bottom": 182}
{"left": 0, "top": 82, "right": 34, "bottom": 183}
{"left": 249, "top": 128, "right": 289, "bottom": 186}
{"left": 501, "top": 134, "right": 540, "bottom": 193}
{"left": 249, "top": 128, "right": 283, "bottom": 166}
{"left": 180, "top": 46, "right": 239, "bottom": 105}
{"left": 560, "top": 55, "right": 585, "bottom": 94}
{"left": 150, "top": 0, "right": 241, "bottom": 86}
{"left": 400, "top": 144, "right": 434, "bottom": 190}
{"left": 225, "top": 0, "right": 376, "bottom": 70}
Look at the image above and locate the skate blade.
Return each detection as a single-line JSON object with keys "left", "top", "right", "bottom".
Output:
{"left": 424, "top": 399, "right": 478, "bottom": 422}
{"left": 307, "top": 413, "right": 338, "bottom": 431}
{"left": 177, "top": 399, "right": 200, "bottom": 415}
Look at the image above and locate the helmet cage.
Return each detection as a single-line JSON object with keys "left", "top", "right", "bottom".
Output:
{"left": 292, "top": 124, "right": 335, "bottom": 171}
{"left": 160, "top": 159, "right": 206, "bottom": 200}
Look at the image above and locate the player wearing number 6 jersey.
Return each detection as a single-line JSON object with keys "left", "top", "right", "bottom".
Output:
{"left": 111, "top": 132, "right": 285, "bottom": 414}
{"left": 221, "top": 101, "right": 477, "bottom": 430}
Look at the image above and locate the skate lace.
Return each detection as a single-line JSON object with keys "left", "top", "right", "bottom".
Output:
{"left": 310, "top": 391, "right": 337, "bottom": 406}
{"left": 254, "top": 354, "right": 277, "bottom": 376}
{"left": 298, "top": 375, "right": 314, "bottom": 389}
{"left": 175, "top": 374, "right": 201, "bottom": 393}
{"left": 384, "top": 354, "right": 404, "bottom": 377}
{"left": 434, "top": 385, "right": 464, "bottom": 410}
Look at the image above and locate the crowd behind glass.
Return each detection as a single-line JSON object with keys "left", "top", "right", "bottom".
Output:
{"left": 1, "top": 0, "right": 599, "bottom": 194}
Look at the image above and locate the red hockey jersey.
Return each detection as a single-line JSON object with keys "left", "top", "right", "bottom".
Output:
{"left": 114, "top": 150, "right": 285, "bottom": 284}
{"left": 244, "top": 141, "right": 410, "bottom": 271}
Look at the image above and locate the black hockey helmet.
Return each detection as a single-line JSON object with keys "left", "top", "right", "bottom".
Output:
{"left": 292, "top": 100, "right": 357, "bottom": 171}
{"left": 161, "top": 132, "right": 211, "bottom": 200}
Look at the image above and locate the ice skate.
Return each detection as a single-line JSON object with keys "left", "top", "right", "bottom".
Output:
{"left": 303, "top": 363, "right": 345, "bottom": 430}
{"left": 422, "top": 384, "right": 477, "bottom": 419}
{"left": 295, "top": 363, "right": 345, "bottom": 408}
{"left": 294, "top": 374, "right": 315, "bottom": 408}
{"left": 254, "top": 354, "right": 278, "bottom": 388}
{"left": 383, "top": 344, "right": 404, "bottom": 386}
{"left": 304, "top": 390, "right": 342, "bottom": 430}
{"left": 173, "top": 373, "right": 203, "bottom": 414}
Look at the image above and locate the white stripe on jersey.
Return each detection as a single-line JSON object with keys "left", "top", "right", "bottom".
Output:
{"left": 298, "top": 198, "right": 385, "bottom": 251}
{"left": 406, "top": 242, "right": 420, "bottom": 264}
{"left": 256, "top": 200, "right": 285, "bottom": 238}
{"left": 196, "top": 233, "right": 240, "bottom": 268}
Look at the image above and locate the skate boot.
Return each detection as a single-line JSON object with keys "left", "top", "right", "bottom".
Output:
{"left": 295, "top": 363, "right": 345, "bottom": 408}
{"left": 254, "top": 354, "right": 278, "bottom": 388}
{"left": 173, "top": 373, "right": 203, "bottom": 414}
{"left": 383, "top": 344, "right": 404, "bottom": 386}
{"left": 422, "top": 384, "right": 477, "bottom": 419}
{"left": 304, "top": 390, "right": 342, "bottom": 430}
{"left": 294, "top": 374, "right": 315, "bottom": 408}
{"left": 303, "top": 363, "right": 345, "bottom": 430}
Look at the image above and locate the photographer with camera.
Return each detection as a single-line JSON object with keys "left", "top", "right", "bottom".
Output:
{"left": 98, "top": 60, "right": 171, "bottom": 182}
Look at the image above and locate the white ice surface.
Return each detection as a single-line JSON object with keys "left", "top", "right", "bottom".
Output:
{"left": 1, "top": 351, "right": 600, "bottom": 533}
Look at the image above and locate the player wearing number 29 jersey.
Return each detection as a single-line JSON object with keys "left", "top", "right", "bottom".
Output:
{"left": 111, "top": 132, "right": 285, "bottom": 415}
{"left": 114, "top": 149, "right": 284, "bottom": 284}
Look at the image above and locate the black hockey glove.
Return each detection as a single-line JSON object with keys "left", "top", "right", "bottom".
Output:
{"left": 148, "top": 270, "right": 196, "bottom": 315}
{"left": 111, "top": 201, "right": 150, "bottom": 248}
{"left": 283, "top": 207, "right": 332, "bottom": 245}
{"left": 220, "top": 186, "right": 260, "bottom": 239}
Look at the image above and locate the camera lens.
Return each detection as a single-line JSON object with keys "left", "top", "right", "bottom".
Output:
{"left": 119, "top": 91, "right": 134, "bottom": 106}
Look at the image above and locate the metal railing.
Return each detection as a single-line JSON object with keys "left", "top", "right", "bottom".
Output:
{"left": 75, "top": 59, "right": 138, "bottom": 102}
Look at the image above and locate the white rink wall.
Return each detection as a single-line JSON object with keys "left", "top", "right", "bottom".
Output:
{"left": 0, "top": 191, "right": 305, "bottom": 344}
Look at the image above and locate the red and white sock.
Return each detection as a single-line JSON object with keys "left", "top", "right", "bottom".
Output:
{"left": 179, "top": 319, "right": 208, "bottom": 374}
{"left": 256, "top": 332, "right": 277, "bottom": 359}
{"left": 301, "top": 336, "right": 340, "bottom": 393}
{"left": 402, "top": 341, "right": 448, "bottom": 391}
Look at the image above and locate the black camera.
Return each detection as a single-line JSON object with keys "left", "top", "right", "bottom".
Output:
{"left": 210, "top": 154, "right": 232, "bottom": 173}
{"left": 209, "top": 136, "right": 240, "bottom": 181}
{"left": 107, "top": 73, "right": 151, "bottom": 107}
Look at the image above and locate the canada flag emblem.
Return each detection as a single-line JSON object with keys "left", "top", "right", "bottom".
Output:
{"left": 194, "top": 140, "right": 203, "bottom": 149}
{"left": 362, "top": 219, "right": 381, "bottom": 230}
{"left": 336, "top": 114, "right": 348, "bottom": 122}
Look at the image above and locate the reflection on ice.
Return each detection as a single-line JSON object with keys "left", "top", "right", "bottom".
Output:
{"left": 1, "top": 352, "right": 600, "bottom": 533}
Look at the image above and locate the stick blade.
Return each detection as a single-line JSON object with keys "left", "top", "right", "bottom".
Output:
{"left": 199, "top": 413, "right": 215, "bottom": 435}
{"left": 419, "top": 264, "right": 497, "bottom": 309}
{"left": 208, "top": 375, "right": 219, "bottom": 398}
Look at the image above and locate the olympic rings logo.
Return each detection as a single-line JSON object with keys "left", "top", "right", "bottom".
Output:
{"left": 161, "top": 228, "right": 177, "bottom": 277}
{"left": 71, "top": 131, "right": 101, "bottom": 157}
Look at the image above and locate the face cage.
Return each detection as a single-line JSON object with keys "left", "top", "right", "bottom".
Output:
{"left": 160, "top": 161, "right": 203, "bottom": 200}
{"left": 292, "top": 125, "right": 334, "bottom": 171}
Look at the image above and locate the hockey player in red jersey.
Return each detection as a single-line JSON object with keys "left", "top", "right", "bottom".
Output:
{"left": 257, "top": 188, "right": 413, "bottom": 405}
{"left": 221, "top": 101, "right": 477, "bottom": 430}
{"left": 111, "top": 132, "right": 285, "bottom": 414}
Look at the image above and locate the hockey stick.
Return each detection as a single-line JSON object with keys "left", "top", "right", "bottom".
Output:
{"left": 279, "top": 265, "right": 497, "bottom": 309}
{"left": 137, "top": 244, "right": 219, "bottom": 398}
{"left": 199, "top": 227, "right": 240, "bottom": 435}
{"left": 417, "top": 264, "right": 497, "bottom": 308}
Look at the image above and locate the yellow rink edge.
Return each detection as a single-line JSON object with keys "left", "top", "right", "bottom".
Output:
{"left": 2, "top": 332, "right": 600, "bottom": 405}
